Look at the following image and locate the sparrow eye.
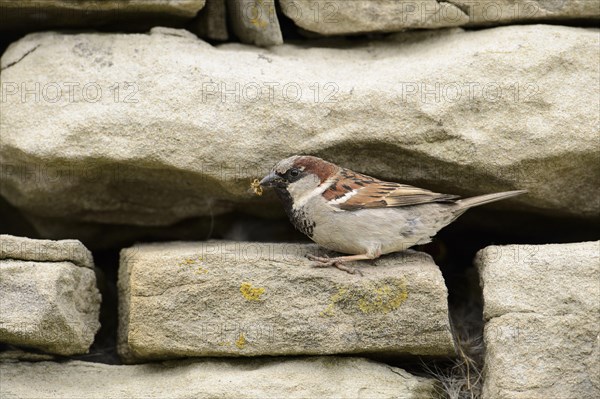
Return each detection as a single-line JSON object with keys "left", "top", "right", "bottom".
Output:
{"left": 289, "top": 168, "right": 300, "bottom": 177}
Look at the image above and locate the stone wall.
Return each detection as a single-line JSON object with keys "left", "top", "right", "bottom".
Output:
{"left": 0, "top": 1, "right": 598, "bottom": 398}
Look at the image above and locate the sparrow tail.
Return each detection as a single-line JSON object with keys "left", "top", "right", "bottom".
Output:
{"left": 454, "top": 190, "right": 527, "bottom": 212}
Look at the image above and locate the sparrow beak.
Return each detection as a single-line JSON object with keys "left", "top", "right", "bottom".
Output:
{"left": 259, "top": 172, "right": 283, "bottom": 188}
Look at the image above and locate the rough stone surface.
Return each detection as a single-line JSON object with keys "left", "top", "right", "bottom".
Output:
{"left": 280, "top": 0, "right": 468, "bottom": 34}
{"left": 0, "top": 357, "right": 439, "bottom": 398}
{"left": 0, "top": 260, "right": 101, "bottom": 356}
{"left": 462, "top": 0, "right": 600, "bottom": 26}
{"left": 280, "top": 0, "right": 600, "bottom": 35}
{"left": 118, "top": 241, "right": 454, "bottom": 363}
{"left": 226, "top": 0, "right": 282, "bottom": 46}
{"left": 0, "top": 0, "right": 206, "bottom": 31}
{"left": 1, "top": 26, "right": 598, "bottom": 241}
{"left": 192, "top": 0, "right": 228, "bottom": 41}
{"left": 0, "top": 234, "right": 93, "bottom": 269}
{"left": 476, "top": 241, "right": 600, "bottom": 399}
{"left": 0, "top": 235, "right": 100, "bottom": 356}
{"left": 0, "top": 349, "right": 55, "bottom": 362}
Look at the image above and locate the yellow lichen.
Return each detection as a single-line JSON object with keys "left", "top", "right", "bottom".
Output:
{"left": 251, "top": 18, "right": 268, "bottom": 29}
{"left": 178, "top": 257, "right": 197, "bottom": 268}
{"left": 178, "top": 257, "right": 207, "bottom": 273}
{"left": 235, "top": 333, "right": 246, "bottom": 349}
{"left": 320, "top": 287, "right": 348, "bottom": 316}
{"left": 249, "top": 1, "right": 269, "bottom": 30}
{"left": 320, "top": 304, "right": 334, "bottom": 317}
{"left": 357, "top": 280, "right": 408, "bottom": 314}
{"left": 240, "top": 282, "right": 265, "bottom": 301}
{"left": 320, "top": 279, "right": 408, "bottom": 316}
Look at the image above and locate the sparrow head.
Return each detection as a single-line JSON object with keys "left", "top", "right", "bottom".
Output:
{"left": 259, "top": 155, "right": 339, "bottom": 193}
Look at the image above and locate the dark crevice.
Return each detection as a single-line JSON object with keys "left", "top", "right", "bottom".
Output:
{"left": 70, "top": 250, "right": 122, "bottom": 365}
{"left": 0, "top": 44, "right": 39, "bottom": 71}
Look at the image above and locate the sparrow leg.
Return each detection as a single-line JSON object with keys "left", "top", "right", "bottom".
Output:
{"left": 307, "top": 250, "right": 381, "bottom": 276}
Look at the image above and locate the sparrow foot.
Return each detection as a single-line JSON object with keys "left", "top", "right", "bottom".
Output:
{"left": 306, "top": 254, "right": 364, "bottom": 276}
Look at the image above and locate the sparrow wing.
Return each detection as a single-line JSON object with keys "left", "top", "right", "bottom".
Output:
{"left": 324, "top": 168, "right": 459, "bottom": 211}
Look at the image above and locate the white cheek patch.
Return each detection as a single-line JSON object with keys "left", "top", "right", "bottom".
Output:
{"left": 328, "top": 189, "right": 358, "bottom": 205}
{"left": 290, "top": 178, "right": 334, "bottom": 210}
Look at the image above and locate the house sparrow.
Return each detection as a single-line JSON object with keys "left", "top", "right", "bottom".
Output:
{"left": 260, "top": 155, "right": 526, "bottom": 274}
